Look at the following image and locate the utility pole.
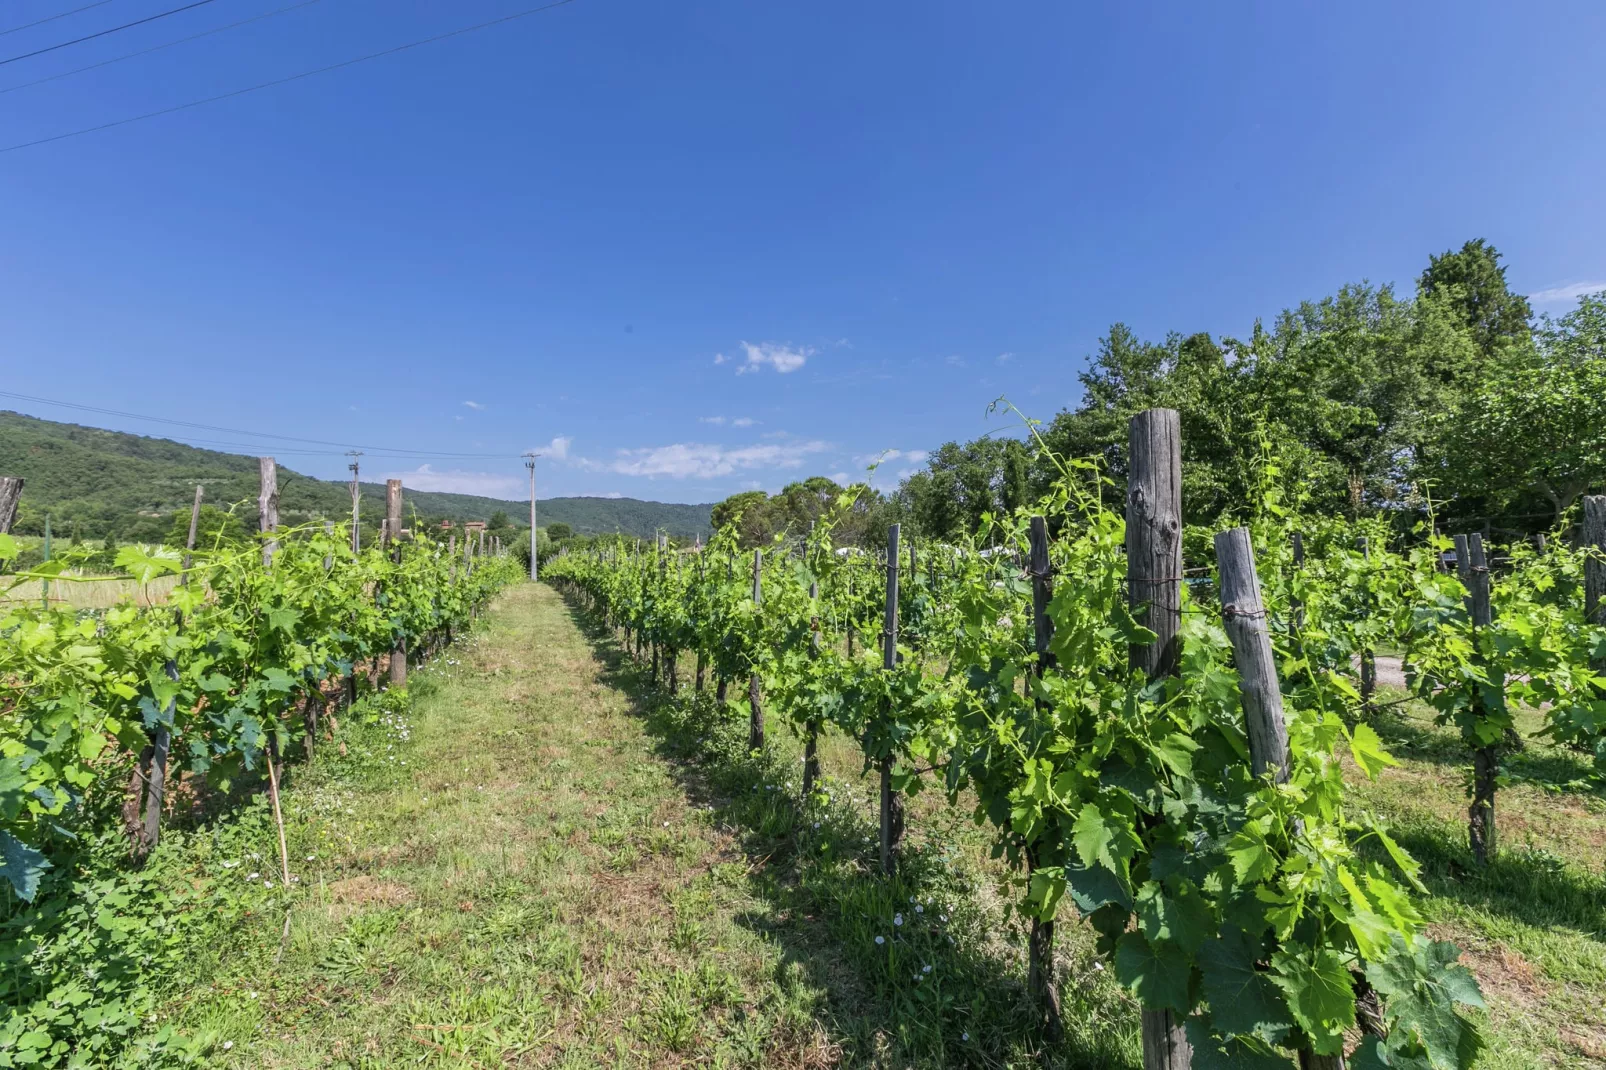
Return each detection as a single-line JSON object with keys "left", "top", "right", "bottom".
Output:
{"left": 523, "top": 451, "right": 540, "bottom": 581}
{"left": 346, "top": 451, "right": 362, "bottom": 554}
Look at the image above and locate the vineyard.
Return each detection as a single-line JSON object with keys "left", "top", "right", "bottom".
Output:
{"left": 543, "top": 408, "right": 1606, "bottom": 1070}
{"left": 0, "top": 410, "right": 1603, "bottom": 1069}
{"left": 0, "top": 467, "right": 522, "bottom": 1066}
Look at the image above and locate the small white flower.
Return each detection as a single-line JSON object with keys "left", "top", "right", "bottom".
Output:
{"left": 1094, "top": 961, "right": 1104, "bottom": 971}
{"left": 305, "top": 854, "right": 315, "bottom": 861}
{"left": 263, "top": 881, "right": 273, "bottom": 889}
{"left": 939, "top": 913, "right": 948, "bottom": 922}
{"left": 874, "top": 935, "right": 885, "bottom": 945}
{"left": 812, "top": 822, "right": 820, "bottom": 829}
{"left": 915, "top": 905, "right": 924, "bottom": 914}
{"left": 909, "top": 896, "right": 916, "bottom": 904}
{"left": 962, "top": 1032, "right": 970, "bottom": 1041}
{"left": 893, "top": 913, "right": 903, "bottom": 926}
{"left": 922, "top": 964, "right": 932, "bottom": 974}
{"left": 247, "top": 872, "right": 260, "bottom": 880}
{"left": 223, "top": 1041, "right": 233, "bottom": 1051}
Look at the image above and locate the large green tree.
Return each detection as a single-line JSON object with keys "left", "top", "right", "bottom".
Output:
{"left": 1417, "top": 238, "right": 1533, "bottom": 360}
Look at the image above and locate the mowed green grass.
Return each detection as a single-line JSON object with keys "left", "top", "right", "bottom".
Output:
{"left": 163, "top": 585, "right": 1606, "bottom": 1069}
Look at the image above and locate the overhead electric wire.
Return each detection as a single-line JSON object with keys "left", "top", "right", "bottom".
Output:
{"left": 1, "top": 0, "right": 325, "bottom": 96}
{"left": 0, "top": 0, "right": 119, "bottom": 38}
{"left": 0, "top": 389, "right": 518, "bottom": 459}
{"left": 0, "top": 0, "right": 582, "bottom": 153}
{"left": 0, "top": 0, "right": 219, "bottom": 67}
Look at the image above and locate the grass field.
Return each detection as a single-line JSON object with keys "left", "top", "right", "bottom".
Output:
{"left": 153, "top": 583, "right": 1605, "bottom": 1068}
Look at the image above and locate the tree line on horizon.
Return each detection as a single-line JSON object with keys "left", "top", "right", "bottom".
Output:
{"left": 708, "top": 239, "right": 1605, "bottom": 549}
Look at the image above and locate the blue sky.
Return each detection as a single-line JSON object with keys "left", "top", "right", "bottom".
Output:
{"left": 2, "top": 0, "right": 1603, "bottom": 505}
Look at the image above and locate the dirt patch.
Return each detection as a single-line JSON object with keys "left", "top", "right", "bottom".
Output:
{"left": 327, "top": 875, "right": 414, "bottom": 907}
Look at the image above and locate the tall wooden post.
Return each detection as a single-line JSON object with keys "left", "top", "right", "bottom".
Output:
{"left": 349, "top": 457, "right": 362, "bottom": 554}
{"left": 1457, "top": 533, "right": 1495, "bottom": 863}
{"left": 141, "top": 485, "right": 204, "bottom": 859}
{"left": 0, "top": 476, "right": 22, "bottom": 537}
{"left": 387, "top": 479, "right": 407, "bottom": 689}
{"left": 1585, "top": 497, "right": 1606, "bottom": 639}
{"left": 1216, "top": 527, "right": 1344, "bottom": 1069}
{"left": 748, "top": 549, "right": 765, "bottom": 751}
{"left": 802, "top": 576, "right": 822, "bottom": 798}
{"left": 879, "top": 523, "right": 903, "bottom": 876}
{"left": 258, "top": 457, "right": 279, "bottom": 568}
{"left": 1127, "top": 409, "right": 1191, "bottom": 1070}
{"left": 1027, "top": 516, "right": 1062, "bottom": 1037}
{"left": 1358, "top": 536, "right": 1376, "bottom": 709}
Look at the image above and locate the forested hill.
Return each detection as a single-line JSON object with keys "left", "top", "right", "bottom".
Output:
{"left": 0, "top": 411, "right": 713, "bottom": 541}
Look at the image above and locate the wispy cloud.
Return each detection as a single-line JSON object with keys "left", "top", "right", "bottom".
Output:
{"left": 701, "top": 415, "right": 758, "bottom": 428}
{"left": 732, "top": 416, "right": 757, "bottom": 427}
{"left": 830, "top": 471, "right": 850, "bottom": 484}
{"left": 587, "top": 440, "right": 830, "bottom": 479}
{"left": 699, "top": 415, "right": 727, "bottom": 425}
{"left": 1528, "top": 281, "right": 1606, "bottom": 305}
{"left": 944, "top": 354, "right": 967, "bottom": 368}
{"left": 854, "top": 448, "right": 929, "bottom": 468}
{"left": 713, "top": 353, "right": 729, "bottom": 365}
{"left": 462, "top": 400, "right": 485, "bottom": 410}
{"left": 387, "top": 464, "right": 522, "bottom": 498}
{"left": 996, "top": 351, "right": 1015, "bottom": 364}
{"left": 735, "top": 340, "right": 814, "bottom": 375}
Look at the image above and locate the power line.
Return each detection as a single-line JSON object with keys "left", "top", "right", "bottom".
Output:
{"left": 0, "top": 389, "right": 518, "bottom": 459}
{"left": 0, "top": 0, "right": 219, "bottom": 67}
{"left": 0, "top": 0, "right": 119, "bottom": 38}
{"left": 1, "top": 0, "right": 325, "bottom": 96}
{"left": 0, "top": 0, "right": 582, "bottom": 153}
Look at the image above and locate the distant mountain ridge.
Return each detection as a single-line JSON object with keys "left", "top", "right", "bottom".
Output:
{"left": 0, "top": 411, "right": 713, "bottom": 540}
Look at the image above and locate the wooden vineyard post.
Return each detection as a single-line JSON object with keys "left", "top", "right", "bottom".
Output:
{"left": 1127, "top": 409, "right": 1192, "bottom": 1070}
{"left": 448, "top": 534, "right": 457, "bottom": 585}
{"left": 694, "top": 554, "right": 707, "bottom": 692}
{"left": 1289, "top": 532, "right": 1305, "bottom": 631}
{"left": 387, "top": 479, "right": 407, "bottom": 690}
{"left": 1457, "top": 533, "right": 1496, "bottom": 864}
{"left": 1585, "top": 498, "right": 1606, "bottom": 655}
{"left": 258, "top": 457, "right": 279, "bottom": 568}
{"left": 802, "top": 576, "right": 822, "bottom": 799}
{"left": 879, "top": 523, "right": 903, "bottom": 876}
{"left": 1215, "top": 528, "right": 1344, "bottom": 1070}
{"left": 1027, "top": 515, "right": 1062, "bottom": 1038}
{"left": 0, "top": 476, "right": 22, "bottom": 539}
{"left": 1357, "top": 537, "right": 1376, "bottom": 712}
{"left": 748, "top": 549, "right": 765, "bottom": 751}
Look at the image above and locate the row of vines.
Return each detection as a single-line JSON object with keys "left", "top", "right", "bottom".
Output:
{"left": 0, "top": 486, "right": 521, "bottom": 906}
{"left": 545, "top": 411, "right": 1606, "bottom": 1070}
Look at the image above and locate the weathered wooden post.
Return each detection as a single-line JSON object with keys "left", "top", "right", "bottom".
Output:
{"left": 748, "top": 549, "right": 765, "bottom": 750}
{"left": 1289, "top": 532, "right": 1305, "bottom": 631}
{"left": 879, "top": 523, "right": 903, "bottom": 876}
{"left": 1127, "top": 409, "right": 1192, "bottom": 1070}
{"left": 0, "top": 476, "right": 22, "bottom": 538}
{"left": 802, "top": 575, "right": 823, "bottom": 798}
{"left": 1456, "top": 533, "right": 1495, "bottom": 864}
{"left": 1027, "top": 515, "right": 1062, "bottom": 1037}
{"left": 1585, "top": 497, "right": 1606, "bottom": 641}
{"left": 387, "top": 479, "right": 407, "bottom": 689}
{"left": 1216, "top": 527, "right": 1344, "bottom": 1070}
{"left": 1357, "top": 536, "right": 1376, "bottom": 710}
{"left": 258, "top": 457, "right": 279, "bottom": 568}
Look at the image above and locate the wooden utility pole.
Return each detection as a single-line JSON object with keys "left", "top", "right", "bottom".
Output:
{"left": 1457, "top": 533, "right": 1495, "bottom": 864}
{"left": 525, "top": 452, "right": 539, "bottom": 581}
{"left": 1127, "top": 409, "right": 1191, "bottom": 1070}
{"left": 258, "top": 457, "right": 279, "bottom": 568}
{"left": 1027, "top": 515, "right": 1062, "bottom": 1038}
{"left": 387, "top": 479, "right": 407, "bottom": 689}
{"left": 748, "top": 549, "right": 765, "bottom": 751}
{"left": 1216, "top": 527, "right": 1344, "bottom": 1070}
{"left": 879, "top": 523, "right": 903, "bottom": 876}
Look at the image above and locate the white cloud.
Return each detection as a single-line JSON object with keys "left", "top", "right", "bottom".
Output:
{"left": 996, "top": 351, "right": 1015, "bottom": 364}
{"left": 854, "top": 448, "right": 929, "bottom": 468}
{"left": 1528, "top": 281, "right": 1606, "bottom": 305}
{"left": 699, "top": 416, "right": 727, "bottom": 425}
{"left": 731, "top": 416, "right": 757, "bottom": 427}
{"left": 542, "top": 435, "right": 572, "bottom": 460}
{"left": 462, "top": 401, "right": 485, "bottom": 410}
{"left": 713, "top": 353, "right": 729, "bottom": 365}
{"left": 945, "top": 355, "right": 967, "bottom": 368}
{"left": 592, "top": 440, "right": 830, "bottom": 479}
{"left": 387, "top": 464, "right": 523, "bottom": 498}
{"left": 735, "top": 340, "right": 813, "bottom": 375}
{"left": 830, "top": 471, "right": 850, "bottom": 484}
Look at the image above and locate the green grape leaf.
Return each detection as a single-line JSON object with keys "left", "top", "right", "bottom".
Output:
{"left": 1065, "top": 860, "right": 1133, "bottom": 913}
{"left": 1196, "top": 926, "right": 1294, "bottom": 1045}
{"left": 1072, "top": 802, "right": 1140, "bottom": 879}
{"left": 1184, "top": 1017, "right": 1297, "bottom": 1069}
{"left": 0, "top": 829, "right": 50, "bottom": 902}
{"left": 1365, "top": 937, "right": 1484, "bottom": 1070}
{"left": 1114, "top": 931, "right": 1192, "bottom": 1014}
{"left": 1348, "top": 723, "right": 1398, "bottom": 780}
{"left": 1270, "top": 946, "right": 1356, "bottom": 1055}
{"left": 1136, "top": 878, "right": 1214, "bottom": 955}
